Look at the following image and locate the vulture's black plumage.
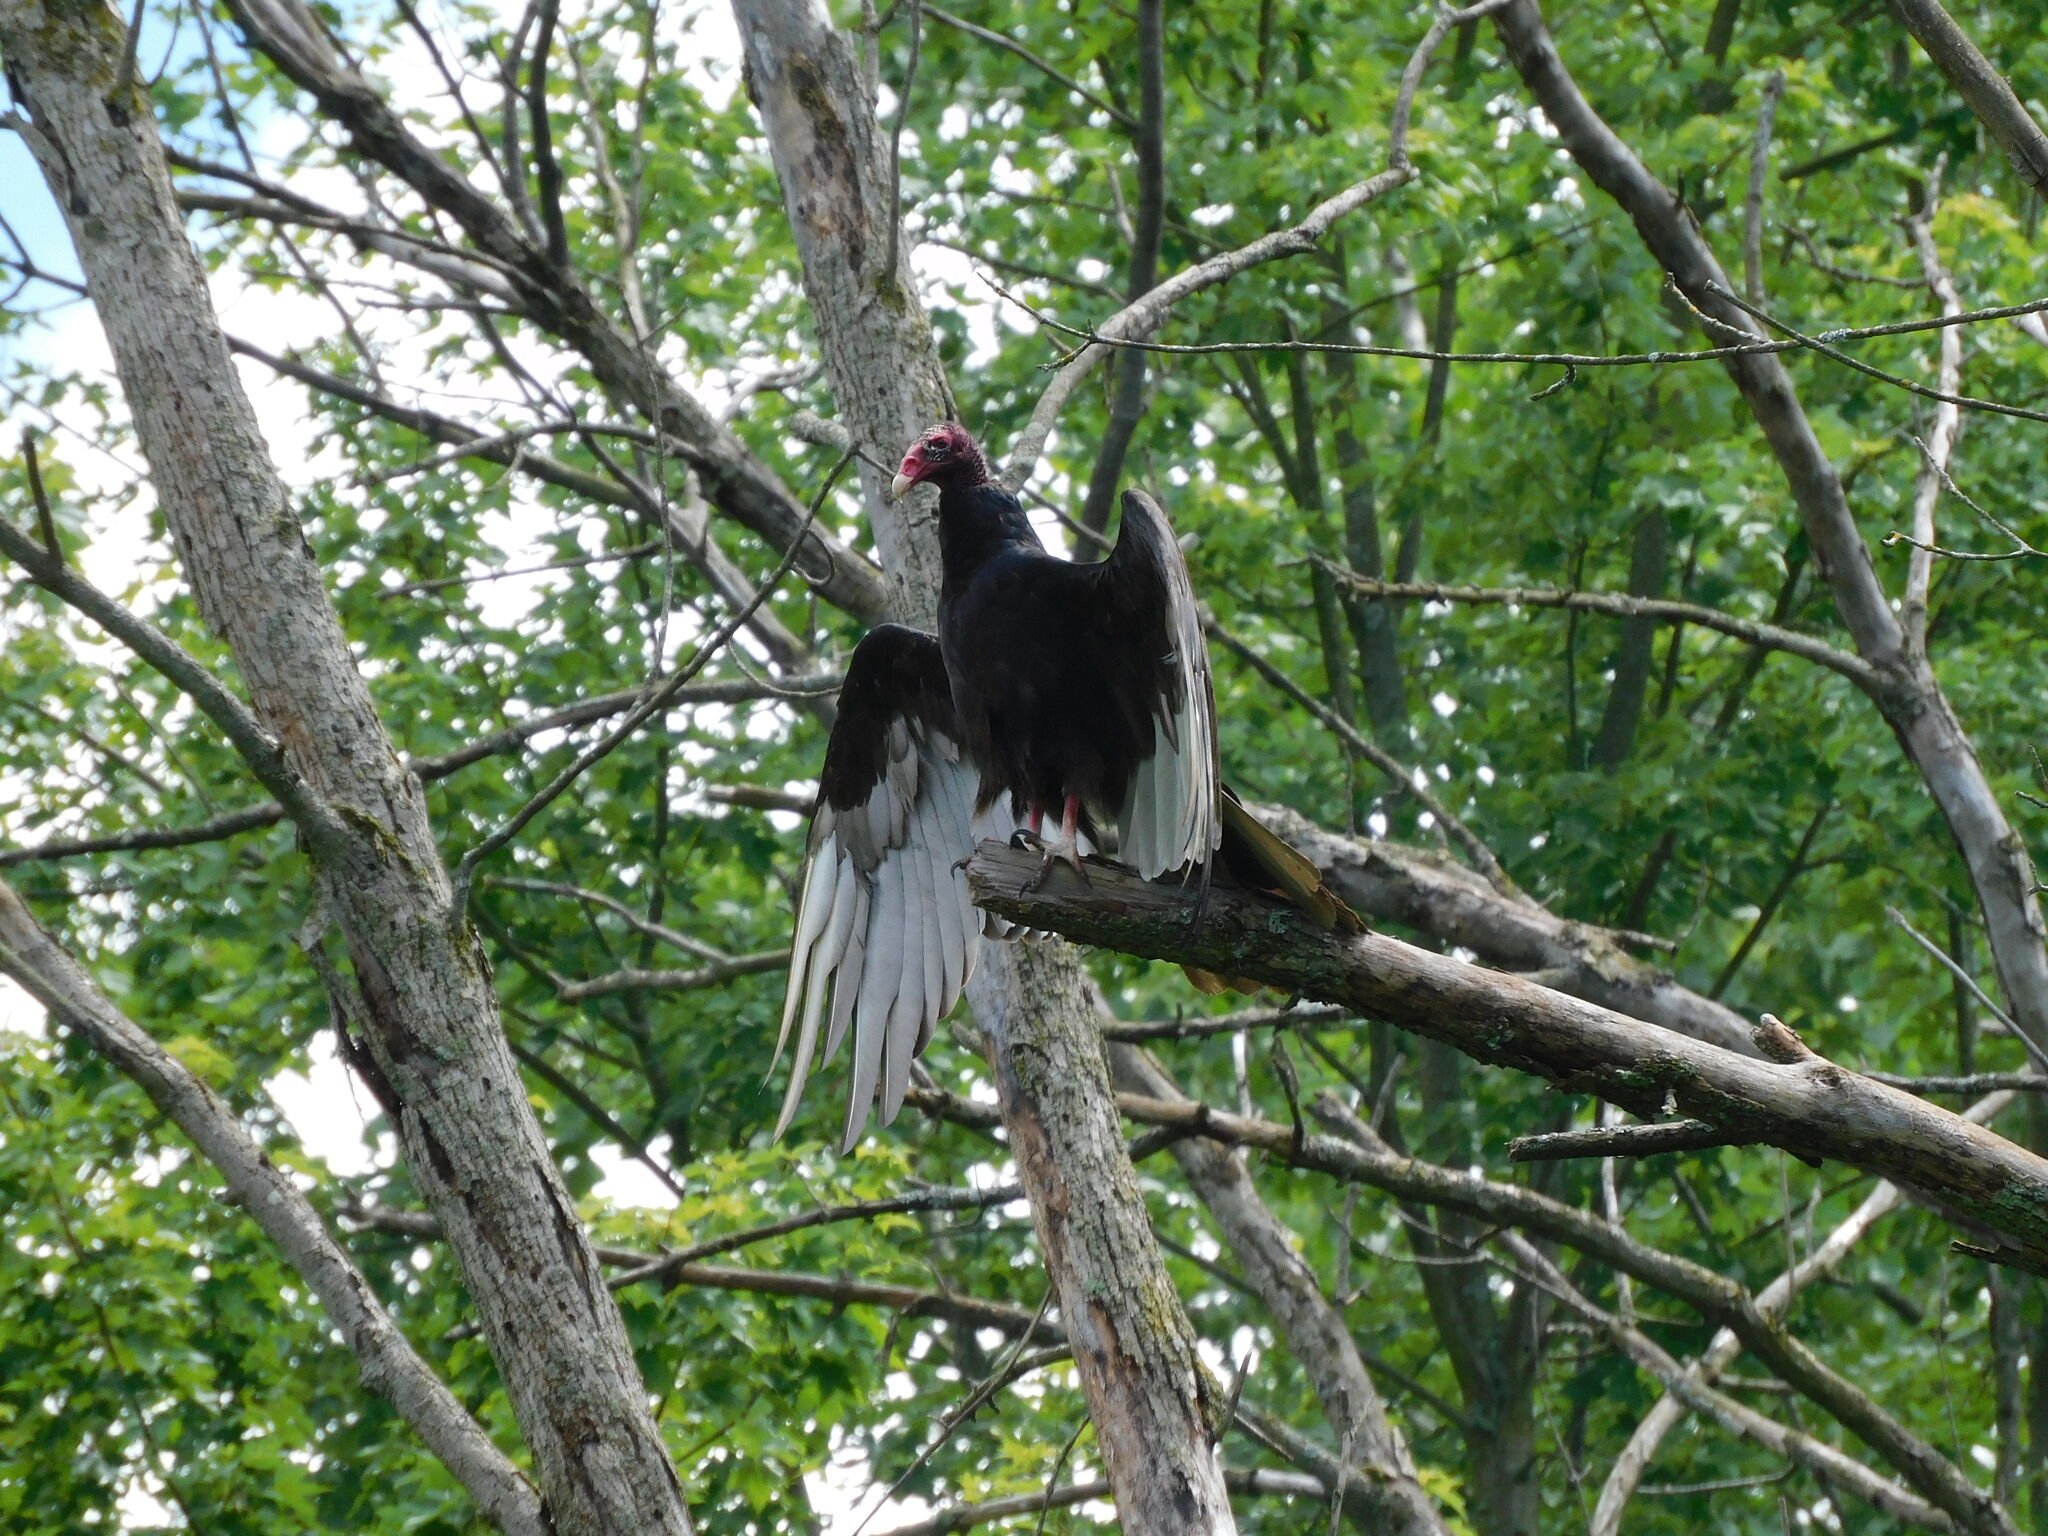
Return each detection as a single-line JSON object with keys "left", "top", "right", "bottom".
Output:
{"left": 776, "top": 423, "right": 1352, "bottom": 1148}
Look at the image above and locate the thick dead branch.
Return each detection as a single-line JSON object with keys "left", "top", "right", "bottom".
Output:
{"left": 966, "top": 841, "right": 2048, "bottom": 1269}
{"left": 1251, "top": 805, "right": 1759, "bottom": 1055}
{"left": 1886, "top": 0, "right": 2048, "bottom": 197}
{"left": 874, "top": 1469, "right": 1330, "bottom": 1536}
{"left": 0, "top": 882, "right": 547, "bottom": 1536}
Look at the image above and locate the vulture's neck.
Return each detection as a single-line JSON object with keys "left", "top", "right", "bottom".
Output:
{"left": 937, "top": 480, "right": 1042, "bottom": 587}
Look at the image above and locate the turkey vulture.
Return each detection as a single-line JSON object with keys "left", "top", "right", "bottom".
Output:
{"left": 774, "top": 423, "right": 1355, "bottom": 1148}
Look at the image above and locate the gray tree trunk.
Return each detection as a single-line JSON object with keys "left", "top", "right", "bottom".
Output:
{"left": 0, "top": 5, "right": 694, "bottom": 1532}
{"left": 730, "top": 1, "right": 1238, "bottom": 1528}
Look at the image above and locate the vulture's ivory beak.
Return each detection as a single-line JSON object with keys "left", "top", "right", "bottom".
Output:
{"left": 890, "top": 472, "right": 915, "bottom": 500}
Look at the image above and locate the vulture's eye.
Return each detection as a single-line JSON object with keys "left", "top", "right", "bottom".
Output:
{"left": 924, "top": 437, "right": 951, "bottom": 459}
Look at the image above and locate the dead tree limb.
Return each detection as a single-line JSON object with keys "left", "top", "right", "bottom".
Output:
{"left": 965, "top": 842, "right": 2048, "bottom": 1272}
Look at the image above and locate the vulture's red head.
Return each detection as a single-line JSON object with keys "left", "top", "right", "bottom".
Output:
{"left": 891, "top": 423, "right": 989, "bottom": 499}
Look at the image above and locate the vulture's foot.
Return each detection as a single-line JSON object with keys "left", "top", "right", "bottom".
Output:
{"left": 1020, "top": 835, "right": 1091, "bottom": 893}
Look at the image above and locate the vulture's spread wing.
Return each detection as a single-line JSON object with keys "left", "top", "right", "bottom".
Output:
{"left": 774, "top": 625, "right": 983, "bottom": 1149}
{"left": 1091, "top": 489, "right": 1221, "bottom": 879}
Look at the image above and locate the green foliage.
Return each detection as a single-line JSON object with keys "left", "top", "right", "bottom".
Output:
{"left": 5, "top": 0, "right": 2048, "bottom": 1530}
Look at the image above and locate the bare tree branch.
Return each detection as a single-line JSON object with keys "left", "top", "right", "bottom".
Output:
{"left": 551, "top": 950, "right": 790, "bottom": 1001}
{"left": 1206, "top": 615, "right": 1515, "bottom": 894}
{"left": 1002, "top": 167, "right": 1415, "bottom": 491}
{"left": 1254, "top": 805, "right": 1763, "bottom": 1053}
{"left": 346, "top": 1202, "right": 1060, "bottom": 1337}
{"left": 1507, "top": 1118, "right": 1734, "bottom": 1162}
{"left": 1323, "top": 569, "right": 1881, "bottom": 692}
{"left": 1886, "top": 0, "right": 2048, "bottom": 197}
{"left": 919, "top": 4, "right": 1137, "bottom": 129}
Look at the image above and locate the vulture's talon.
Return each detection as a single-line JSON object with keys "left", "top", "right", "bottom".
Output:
{"left": 1009, "top": 828, "right": 1044, "bottom": 853}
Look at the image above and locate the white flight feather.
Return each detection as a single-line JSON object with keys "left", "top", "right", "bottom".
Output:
{"left": 845, "top": 855, "right": 902, "bottom": 1149}
{"left": 1114, "top": 491, "right": 1221, "bottom": 880}
{"left": 772, "top": 850, "right": 859, "bottom": 1140}
{"left": 774, "top": 814, "right": 840, "bottom": 1071}
{"left": 879, "top": 806, "right": 930, "bottom": 1127}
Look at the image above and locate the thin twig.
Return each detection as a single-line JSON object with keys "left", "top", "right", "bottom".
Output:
{"left": 1705, "top": 280, "right": 2048, "bottom": 428}
{"left": 1887, "top": 906, "right": 2048, "bottom": 1073}
{"left": 1744, "top": 70, "right": 1787, "bottom": 307}
{"left": 1389, "top": 0, "right": 1513, "bottom": 170}
{"left": 1321, "top": 565, "right": 1881, "bottom": 694}
{"left": 882, "top": 0, "right": 923, "bottom": 284}
{"left": 921, "top": 4, "right": 1136, "bottom": 128}
{"left": 21, "top": 432, "right": 59, "bottom": 558}
{"left": 991, "top": 274, "right": 2048, "bottom": 393}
